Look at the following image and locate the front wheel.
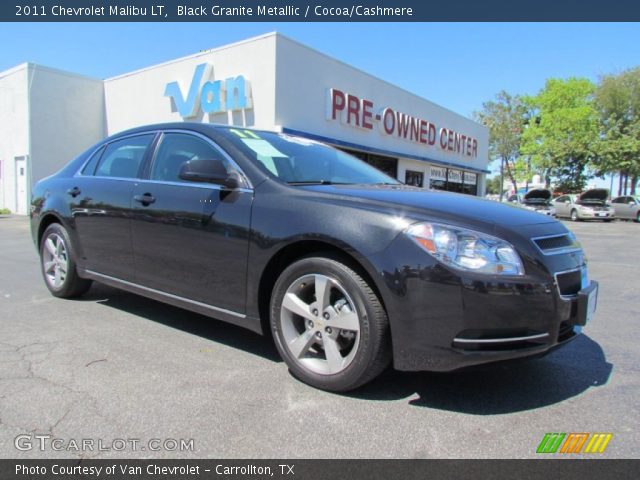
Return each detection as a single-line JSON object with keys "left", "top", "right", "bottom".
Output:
{"left": 570, "top": 209, "right": 579, "bottom": 221}
{"left": 40, "top": 223, "right": 92, "bottom": 298}
{"left": 270, "top": 256, "right": 391, "bottom": 392}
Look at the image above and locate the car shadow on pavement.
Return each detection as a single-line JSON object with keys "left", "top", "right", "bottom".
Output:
{"left": 80, "top": 283, "right": 282, "bottom": 363}
{"left": 351, "top": 334, "right": 613, "bottom": 414}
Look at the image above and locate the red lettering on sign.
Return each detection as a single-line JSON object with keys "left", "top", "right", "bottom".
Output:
{"left": 396, "top": 112, "right": 410, "bottom": 139}
{"left": 428, "top": 123, "right": 436, "bottom": 145}
{"left": 419, "top": 120, "right": 428, "bottom": 144}
{"left": 330, "top": 89, "right": 345, "bottom": 121}
{"left": 347, "top": 94, "right": 360, "bottom": 127}
{"left": 410, "top": 117, "right": 420, "bottom": 142}
{"left": 362, "top": 99, "right": 374, "bottom": 130}
{"left": 439, "top": 128, "right": 448, "bottom": 149}
{"left": 382, "top": 108, "right": 395, "bottom": 135}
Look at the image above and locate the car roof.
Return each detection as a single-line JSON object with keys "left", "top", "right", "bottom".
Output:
{"left": 109, "top": 122, "right": 274, "bottom": 140}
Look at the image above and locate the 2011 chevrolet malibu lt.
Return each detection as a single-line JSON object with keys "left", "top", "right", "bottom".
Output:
{"left": 30, "top": 123, "right": 599, "bottom": 392}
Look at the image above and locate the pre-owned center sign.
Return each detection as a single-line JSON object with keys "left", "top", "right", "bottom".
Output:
{"left": 326, "top": 88, "right": 478, "bottom": 159}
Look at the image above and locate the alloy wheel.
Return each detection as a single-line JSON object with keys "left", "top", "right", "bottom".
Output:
{"left": 279, "top": 274, "right": 360, "bottom": 375}
{"left": 42, "top": 233, "right": 69, "bottom": 289}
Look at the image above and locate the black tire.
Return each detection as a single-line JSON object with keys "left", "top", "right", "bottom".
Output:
{"left": 570, "top": 209, "right": 579, "bottom": 222}
{"left": 270, "top": 256, "right": 391, "bottom": 392}
{"left": 637, "top": 212, "right": 640, "bottom": 223}
{"left": 39, "top": 223, "right": 92, "bottom": 298}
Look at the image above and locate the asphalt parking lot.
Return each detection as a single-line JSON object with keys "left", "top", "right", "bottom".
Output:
{"left": 0, "top": 215, "right": 638, "bottom": 459}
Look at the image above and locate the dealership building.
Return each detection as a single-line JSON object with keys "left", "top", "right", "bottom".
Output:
{"left": 0, "top": 32, "right": 489, "bottom": 216}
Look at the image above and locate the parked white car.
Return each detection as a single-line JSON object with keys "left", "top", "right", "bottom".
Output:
{"left": 553, "top": 189, "right": 615, "bottom": 222}
{"left": 611, "top": 195, "right": 640, "bottom": 222}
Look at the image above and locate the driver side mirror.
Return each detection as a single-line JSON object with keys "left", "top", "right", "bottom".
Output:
{"left": 179, "top": 159, "right": 241, "bottom": 189}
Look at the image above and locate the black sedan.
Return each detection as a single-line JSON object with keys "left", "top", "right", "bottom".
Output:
{"left": 31, "top": 123, "right": 599, "bottom": 391}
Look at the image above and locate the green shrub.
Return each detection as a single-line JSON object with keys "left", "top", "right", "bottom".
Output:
{"left": 0, "top": 208, "right": 11, "bottom": 215}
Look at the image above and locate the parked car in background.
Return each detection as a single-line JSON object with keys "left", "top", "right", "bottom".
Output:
{"left": 507, "top": 189, "right": 556, "bottom": 217}
{"left": 611, "top": 195, "right": 640, "bottom": 222}
{"left": 553, "top": 189, "right": 615, "bottom": 222}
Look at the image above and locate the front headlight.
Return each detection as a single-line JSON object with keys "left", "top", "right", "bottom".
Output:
{"left": 405, "top": 222, "right": 525, "bottom": 275}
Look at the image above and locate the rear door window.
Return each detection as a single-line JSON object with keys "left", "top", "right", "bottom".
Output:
{"left": 95, "top": 135, "right": 154, "bottom": 179}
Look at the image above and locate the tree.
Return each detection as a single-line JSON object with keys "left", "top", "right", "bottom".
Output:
{"left": 595, "top": 67, "right": 640, "bottom": 195}
{"left": 474, "top": 91, "right": 528, "bottom": 200}
{"left": 521, "top": 78, "right": 600, "bottom": 193}
{"left": 484, "top": 175, "right": 503, "bottom": 195}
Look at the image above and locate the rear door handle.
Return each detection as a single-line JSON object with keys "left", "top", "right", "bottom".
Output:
{"left": 67, "top": 187, "right": 81, "bottom": 197}
{"left": 134, "top": 193, "right": 156, "bottom": 206}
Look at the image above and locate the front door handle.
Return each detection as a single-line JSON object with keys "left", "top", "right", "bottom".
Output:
{"left": 134, "top": 193, "right": 156, "bottom": 206}
{"left": 67, "top": 186, "right": 81, "bottom": 197}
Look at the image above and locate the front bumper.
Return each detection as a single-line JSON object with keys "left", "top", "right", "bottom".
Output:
{"left": 578, "top": 209, "right": 615, "bottom": 220}
{"left": 368, "top": 231, "right": 596, "bottom": 372}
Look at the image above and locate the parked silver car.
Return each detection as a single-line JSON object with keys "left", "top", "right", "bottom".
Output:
{"left": 553, "top": 189, "right": 615, "bottom": 222}
{"left": 521, "top": 189, "right": 556, "bottom": 217}
{"left": 611, "top": 195, "right": 640, "bottom": 222}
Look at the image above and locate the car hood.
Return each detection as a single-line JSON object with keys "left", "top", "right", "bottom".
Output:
{"left": 579, "top": 188, "right": 609, "bottom": 202}
{"left": 524, "top": 188, "right": 552, "bottom": 202}
{"left": 300, "top": 184, "right": 558, "bottom": 228}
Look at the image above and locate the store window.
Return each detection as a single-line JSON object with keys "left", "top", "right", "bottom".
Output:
{"left": 462, "top": 172, "right": 478, "bottom": 195}
{"left": 405, "top": 170, "right": 424, "bottom": 187}
{"left": 339, "top": 148, "right": 398, "bottom": 179}
{"left": 429, "top": 165, "right": 478, "bottom": 196}
{"left": 429, "top": 166, "right": 447, "bottom": 190}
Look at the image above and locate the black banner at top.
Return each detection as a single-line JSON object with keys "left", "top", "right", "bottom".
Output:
{"left": 3, "top": 0, "right": 640, "bottom": 22}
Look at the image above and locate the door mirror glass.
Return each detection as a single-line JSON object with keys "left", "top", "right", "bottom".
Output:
{"left": 179, "top": 159, "right": 239, "bottom": 188}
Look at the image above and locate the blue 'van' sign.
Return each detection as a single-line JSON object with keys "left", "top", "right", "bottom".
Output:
{"left": 164, "top": 64, "right": 251, "bottom": 119}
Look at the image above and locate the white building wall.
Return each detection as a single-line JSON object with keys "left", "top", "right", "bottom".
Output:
{"left": 104, "top": 33, "right": 278, "bottom": 134}
{"left": 28, "top": 65, "right": 105, "bottom": 187}
{"left": 0, "top": 65, "right": 29, "bottom": 214}
{"left": 397, "top": 158, "right": 430, "bottom": 185}
{"left": 273, "top": 35, "right": 489, "bottom": 174}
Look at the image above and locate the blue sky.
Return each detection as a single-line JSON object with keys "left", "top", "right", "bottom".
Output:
{"left": 2, "top": 23, "right": 638, "bottom": 118}
{"left": 1, "top": 22, "right": 638, "bottom": 183}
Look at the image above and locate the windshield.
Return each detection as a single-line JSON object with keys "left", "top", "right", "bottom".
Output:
{"left": 220, "top": 128, "right": 400, "bottom": 185}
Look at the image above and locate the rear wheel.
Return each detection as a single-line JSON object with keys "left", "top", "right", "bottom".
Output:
{"left": 570, "top": 209, "right": 579, "bottom": 221}
{"left": 40, "top": 223, "right": 92, "bottom": 298}
{"left": 637, "top": 212, "right": 640, "bottom": 223}
{"left": 270, "top": 256, "right": 390, "bottom": 392}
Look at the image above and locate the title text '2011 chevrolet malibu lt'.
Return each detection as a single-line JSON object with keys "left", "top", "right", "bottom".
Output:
{"left": 30, "top": 123, "right": 599, "bottom": 391}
